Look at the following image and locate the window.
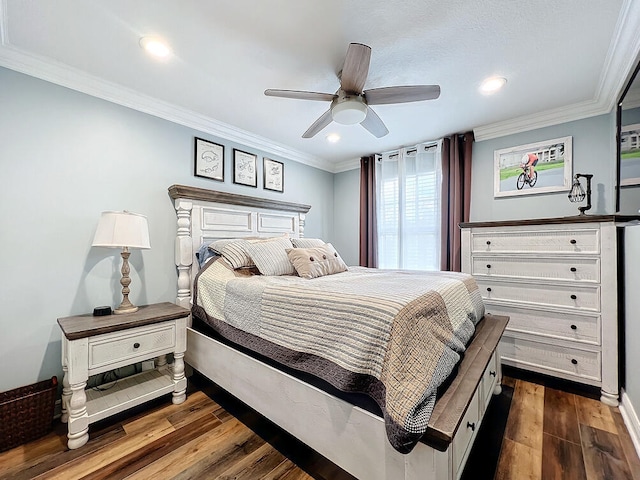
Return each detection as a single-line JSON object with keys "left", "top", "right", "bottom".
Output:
{"left": 376, "top": 143, "right": 442, "bottom": 270}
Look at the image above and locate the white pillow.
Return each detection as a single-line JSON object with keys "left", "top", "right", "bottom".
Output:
{"left": 291, "top": 237, "right": 326, "bottom": 249}
{"left": 240, "top": 237, "right": 295, "bottom": 276}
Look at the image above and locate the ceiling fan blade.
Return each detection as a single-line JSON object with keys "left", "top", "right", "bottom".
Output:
{"left": 364, "top": 85, "right": 441, "bottom": 105}
{"left": 302, "top": 109, "right": 333, "bottom": 138}
{"left": 340, "top": 43, "right": 371, "bottom": 94}
{"left": 360, "top": 107, "right": 389, "bottom": 138}
{"left": 265, "top": 89, "right": 336, "bottom": 102}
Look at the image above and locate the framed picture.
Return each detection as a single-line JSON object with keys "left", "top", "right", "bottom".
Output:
{"left": 233, "top": 149, "right": 257, "bottom": 187}
{"left": 620, "top": 123, "right": 640, "bottom": 186}
{"left": 194, "top": 137, "right": 224, "bottom": 182}
{"left": 494, "top": 136, "right": 572, "bottom": 198}
{"left": 263, "top": 158, "right": 284, "bottom": 193}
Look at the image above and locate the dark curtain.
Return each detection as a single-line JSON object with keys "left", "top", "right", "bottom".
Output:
{"left": 441, "top": 132, "right": 474, "bottom": 272}
{"left": 359, "top": 155, "right": 378, "bottom": 267}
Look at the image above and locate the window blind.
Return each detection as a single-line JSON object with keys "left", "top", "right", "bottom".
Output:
{"left": 376, "top": 143, "right": 442, "bottom": 270}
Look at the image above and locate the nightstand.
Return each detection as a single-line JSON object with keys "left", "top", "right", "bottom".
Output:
{"left": 57, "top": 302, "right": 189, "bottom": 449}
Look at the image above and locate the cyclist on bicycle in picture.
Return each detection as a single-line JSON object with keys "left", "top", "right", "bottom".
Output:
{"left": 521, "top": 153, "right": 539, "bottom": 180}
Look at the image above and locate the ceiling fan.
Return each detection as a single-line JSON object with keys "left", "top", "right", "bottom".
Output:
{"left": 264, "top": 43, "right": 440, "bottom": 139}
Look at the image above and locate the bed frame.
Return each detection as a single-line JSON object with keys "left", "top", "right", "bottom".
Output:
{"left": 168, "top": 184, "right": 508, "bottom": 480}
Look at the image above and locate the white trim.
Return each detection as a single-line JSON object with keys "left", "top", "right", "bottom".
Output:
{"left": 474, "top": 0, "right": 640, "bottom": 142}
{"left": 0, "top": 3, "right": 333, "bottom": 173}
{"left": 620, "top": 389, "right": 640, "bottom": 460}
{"left": 333, "top": 158, "right": 361, "bottom": 173}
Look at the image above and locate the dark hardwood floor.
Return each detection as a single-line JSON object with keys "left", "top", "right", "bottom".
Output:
{"left": 0, "top": 370, "right": 638, "bottom": 479}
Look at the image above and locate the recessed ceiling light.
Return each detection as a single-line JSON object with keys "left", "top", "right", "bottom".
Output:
{"left": 139, "top": 36, "right": 172, "bottom": 58}
{"left": 480, "top": 76, "right": 507, "bottom": 95}
{"left": 326, "top": 133, "right": 341, "bottom": 143}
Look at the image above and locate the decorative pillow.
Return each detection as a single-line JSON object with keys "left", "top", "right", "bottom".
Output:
{"left": 286, "top": 243, "right": 348, "bottom": 279}
{"left": 291, "top": 237, "right": 326, "bottom": 249}
{"left": 209, "top": 236, "right": 287, "bottom": 269}
{"left": 240, "top": 236, "right": 296, "bottom": 276}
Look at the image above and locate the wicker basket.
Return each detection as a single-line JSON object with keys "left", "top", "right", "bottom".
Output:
{"left": 0, "top": 376, "right": 58, "bottom": 452}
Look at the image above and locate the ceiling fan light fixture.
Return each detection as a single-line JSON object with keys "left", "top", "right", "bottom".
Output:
{"left": 331, "top": 99, "right": 368, "bottom": 125}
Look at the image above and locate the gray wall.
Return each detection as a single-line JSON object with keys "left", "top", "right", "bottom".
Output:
{"left": 624, "top": 226, "right": 640, "bottom": 418}
{"left": 0, "top": 66, "right": 334, "bottom": 391}
{"left": 470, "top": 114, "right": 616, "bottom": 221}
{"left": 333, "top": 168, "right": 360, "bottom": 265}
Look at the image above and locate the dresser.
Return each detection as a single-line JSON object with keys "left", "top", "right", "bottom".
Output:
{"left": 460, "top": 215, "right": 640, "bottom": 406}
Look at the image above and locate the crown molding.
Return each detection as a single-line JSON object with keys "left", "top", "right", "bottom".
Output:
{"left": 0, "top": 3, "right": 334, "bottom": 173}
{"left": 333, "top": 158, "right": 361, "bottom": 173}
{"left": 475, "top": 0, "right": 640, "bottom": 142}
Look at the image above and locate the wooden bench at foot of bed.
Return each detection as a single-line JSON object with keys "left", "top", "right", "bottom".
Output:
{"left": 185, "top": 314, "right": 508, "bottom": 480}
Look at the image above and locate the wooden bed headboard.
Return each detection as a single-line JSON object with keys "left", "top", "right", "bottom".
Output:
{"left": 168, "top": 185, "right": 311, "bottom": 310}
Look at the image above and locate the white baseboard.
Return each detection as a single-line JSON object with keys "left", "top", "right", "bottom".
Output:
{"left": 619, "top": 388, "right": 640, "bottom": 459}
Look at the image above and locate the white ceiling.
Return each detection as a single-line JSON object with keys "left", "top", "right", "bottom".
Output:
{"left": 1, "top": 0, "right": 640, "bottom": 172}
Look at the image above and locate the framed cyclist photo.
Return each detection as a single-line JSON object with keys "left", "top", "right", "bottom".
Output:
{"left": 494, "top": 136, "right": 572, "bottom": 198}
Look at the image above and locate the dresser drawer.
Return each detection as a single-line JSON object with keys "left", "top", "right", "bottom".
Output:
{"left": 88, "top": 323, "right": 176, "bottom": 370}
{"left": 500, "top": 336, "right": 601, "bottom": 382}
{"left": 471, "top": 256, "right": 600, "bottom": 283}
{"left": 453, "top": 388, "right": 480, "bottom": 476}
{"left": 485, "top": 303, "right": 600, "bottom": 345}
{"left": 471, "top": 227, "right": 600, "bottom": 255}
{"left": 477, "top": 279, "right": 600, "bottom": 312}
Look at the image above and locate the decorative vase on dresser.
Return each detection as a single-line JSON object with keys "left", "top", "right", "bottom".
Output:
{"left": 460, "top": 215, "right": 640, "bottom": 406}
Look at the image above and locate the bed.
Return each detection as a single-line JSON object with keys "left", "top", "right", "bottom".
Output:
{"left": 168, "top": 184, "right": 508, "bottom": 480}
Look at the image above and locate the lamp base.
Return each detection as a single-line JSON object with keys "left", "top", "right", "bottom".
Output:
{"left": 113, "top": 304, "right": 139, "bottom": 315}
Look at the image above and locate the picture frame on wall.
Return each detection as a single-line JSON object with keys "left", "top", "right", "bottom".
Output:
{"left": 494, "top": 136, "right": 572, "bottom": 198}
{"left": 263, "top": 158, "right": 284, "bottom": 193}
{"left": 620, "top": 123, "right": 640, "bottom": 186}
{"left": 233, "top": 149, "right": 257, "bottom": 187}
{"left": 194, "top": 137, "right": 224, "bottom": 182}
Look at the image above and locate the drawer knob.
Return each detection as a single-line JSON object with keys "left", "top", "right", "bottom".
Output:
{"left": 570, "top": 267, "right": 577, "bottom": 272}
{"left": 490, "top": 371, "right": 497, "bottom": 377}
{"left": 486, "top": 240, "right": 491, "bottom": 245}
{"left": 570, "top": 239, "right": 577, "bottom": 244}
{"left": 571, "top": 359, "right": 578, "bottom": 365}
{"left": 467, "top": 421, "right": 476, "bottom": 431}
{"left": 570, "top": 294, "right": 577, "bottom": 300}
{"left": 133, "top": 342, "right": 140, "bottom": 349}
{"left": 486, "top": 287, "right": 492, "bottom": 292}
{"left": 486, "top": 264, "right": 492, "bottom": 269}
{"left": 571, "top": 324, "right": 577, "bottom": 330}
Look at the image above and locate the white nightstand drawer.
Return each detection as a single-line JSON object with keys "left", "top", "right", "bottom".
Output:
{"left": 477, "top": 279, "right": 600, "bottom": 312}
{"left": 485, "top": 304, "right": 600, "bottom": 345}
{"left": 471, "top": 227, "right": 599, "bottom": 255}
{"left": 500, "top": 336, "right": 601, "bottom": 382}
{"left": 89, "top": 324, "right": 176, "bottom": 370}
{"left": 471, "top": 256, "right": 600, "bottom": 283}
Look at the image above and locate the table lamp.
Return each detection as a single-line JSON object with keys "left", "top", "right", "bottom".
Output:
{"left": 92, "top": 211, "right": 151, "bottom": 314}
{"left": 568, "top": 173, "right": 593, "bottom": 215}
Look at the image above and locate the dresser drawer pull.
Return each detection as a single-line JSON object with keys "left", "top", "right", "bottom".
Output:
{"left": 486, "top": 264, "right": 491, "bottom": 269}
{"left": 571, "top": 359, "right": 578, "bottom": 365}
{"left": 490, "top": 371, "right": 496, "bottom": 377}
{"left": 570, "top": 239, "right": 577, "bottom": 244}
{"left": 570, "top": 294, "right": 577, "bottom": 300}
{"left": 486, "top": 240, "right": 491, "bottom": 245}
{"left": 486, "top": 287, "right": 492, "bottom": 292}
{"left": 570, "top": 267, "right": 577, "bottom": 272}
{"left": 467, "top": 421, "right": 476, "bottom": 431}
{"left": 570, "top": 324, "right": 577, "bottom": 330}
{"left": 133, "top": 342, "right": 140, "bottom": 349}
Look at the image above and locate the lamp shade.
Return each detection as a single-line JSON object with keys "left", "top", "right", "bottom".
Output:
{"left": 92, "top": 211, "right": 150, "bottom": 249}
